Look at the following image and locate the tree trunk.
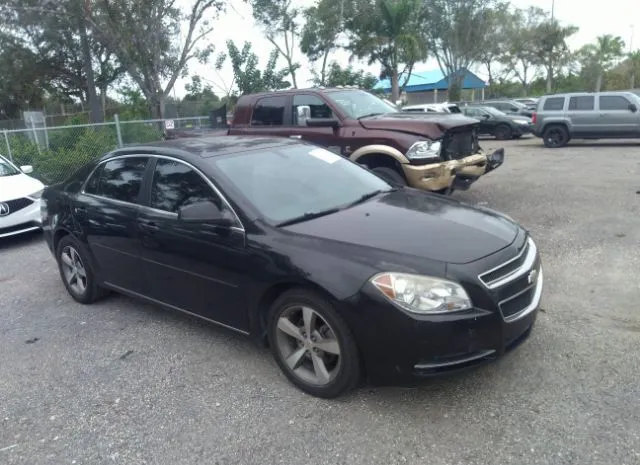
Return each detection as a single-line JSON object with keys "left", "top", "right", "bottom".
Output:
{"left": 78, "top": 8, "right": 103, "bottom": 123}
{"left": 595, "top": 73, "right": 603, "bottom": 92}
{"left": 448, "top": 75, "right": 462, "bottom": 102}
{"left": 287, "top": 59, "right": 298, "bottom": 89}
{"left": 320, "top": 50, "right": 329, "bottom": 86}
{"left": 546, "top": 65, "right": 553, "bottom": 93}
{"left": 100, "top": 87, "right": 107, "bottom": 120}
{"left": 631, "top": 73, "right": 636, "bottom": 90}
{"left": 391, "top": 70, "right": 400, "bottom": 103}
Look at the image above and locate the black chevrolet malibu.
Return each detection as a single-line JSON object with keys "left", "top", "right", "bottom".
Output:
{"left": 42, "top": 136, "right": 543, "bottom": 398}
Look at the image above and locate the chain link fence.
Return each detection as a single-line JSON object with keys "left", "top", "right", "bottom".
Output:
{"left": 1, "top": 116, "right": 209, "bottom": 185}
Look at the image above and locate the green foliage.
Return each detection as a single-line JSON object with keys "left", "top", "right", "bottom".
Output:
{"left": 217, "top": 40, "right": 290, "bottom": 96}
{"left": 183, "top": 76, "right": 221, "bottom": 115}
{"left": 314, "top": 62, "right": 378, "bottom": 89}
{"left": 300, "top": 0, "right": 344, "bottom": 85}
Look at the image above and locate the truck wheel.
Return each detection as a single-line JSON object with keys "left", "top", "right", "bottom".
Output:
{"left": 494, "top": 124, "right": 512, "bottom": 140}
{"left": 542, "top": 125, "right": 569, "bottom": 148}
{"left": 371, "top": 167, "right": 407, "bottom": 186}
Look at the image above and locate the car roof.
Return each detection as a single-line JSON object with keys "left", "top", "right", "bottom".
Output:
{"left": 108, "top": 135, "right": 300, "bottom": 160}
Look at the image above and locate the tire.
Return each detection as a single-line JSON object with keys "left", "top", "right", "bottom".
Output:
{"left": 267, "top": 289, "right": 361, "bottom": 398}
{"left": 542, "top": 125, "right": 569, "bottom": 148}
{"left": 512, "top": 134, "right": 523, "bottom": 139}
{"left": 371, "top": 166, "right": 407, "bottom": 186}
{"left": 494, "top": 124, "right": 513, "bottom": 140}
{"left": 56, "top": 235, "right": 106, "bottom": 304}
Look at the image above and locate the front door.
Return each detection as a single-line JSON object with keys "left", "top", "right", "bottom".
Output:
{"left": 77, "top": 156, "right": 150, "bottom": 292}
{"left": 290, "top": 94, "right": 345, "bottom": 155}
{"left": 596, "top": 95, "right": 640, "bottom": 136}
{"left": 137, "top": 157, "right": 251, "bottom": 332}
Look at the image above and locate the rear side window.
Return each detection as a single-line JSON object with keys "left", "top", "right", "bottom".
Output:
{"left": 86, "top": 157, "right": 148, "bottom": 204}
{"left": 599, "top": 95, "right": 631, "bottom": 110}
{"left": 568, "top": 96, "right": 594, "bottom": 111}
{"left": 543, "top": 97, "right": 565, "bottom": 111}
{"left": 251, "top": 96, "right": 288, "bottom": 126}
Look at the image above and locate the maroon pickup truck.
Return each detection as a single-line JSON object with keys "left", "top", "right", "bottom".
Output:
{"left": 169, "top": 88, "right": 504, "bottom": 193}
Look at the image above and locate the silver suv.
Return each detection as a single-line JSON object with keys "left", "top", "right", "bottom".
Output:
{"left": 532, "top": 92, "right": 640, "bottom": 148}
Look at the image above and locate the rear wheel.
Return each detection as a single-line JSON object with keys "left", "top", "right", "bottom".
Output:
{"left": 268, "top": 289, "right": 361, "bottom": 398}
{"left": 371, "top": 166, "right": 407, "bottom": 186}
{"left": 494, "top": 124, "right": 512, "bottom": 140}
{"left": 56, "top": 235, "right": 106, "bottom": 304}
{"left": 542, "top": 125, "right": 569, "bottom": 148}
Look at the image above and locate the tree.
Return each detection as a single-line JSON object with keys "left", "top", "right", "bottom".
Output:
{"left": 0, "top": 0, "right": 109, "bottom": 122}
{"left": 300, "top": 0, "right": 346, "bottom": 86}
{"left": 500, "top": 7, "right": 547, "bottom": 95}
{"left": 313, "top": 62, "right": 378, "bottom": 89}
{"left": 249, "top": 0, "right": 300, "bottom": 88}
{"left": 182, "top": 75, "right": 220, "bottom": 115}
{"left": 628, "top": 50, "right": 640, "bottom": 89}
{"left": 578, "top": 35, "right": 625, "bottom": 91}
{"left": 88, "top": 0, "right": 223, "bottom": 119}
{"left": 477, "top": 2, "right": 511, "bottom": 89}
{"left": 346, "top": 0, "right": 427, "bottom": 102}
{"left": 535, "top": 19, "right": 579, "bottom": 92}
{"left": 421, "top": 0, "right": 501, "bottom": 101}
{"left": 217, "top": 40, "right": 290, "bottom": 96}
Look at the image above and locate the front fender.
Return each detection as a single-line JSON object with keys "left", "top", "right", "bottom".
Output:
{"left": 349, "top": 145, "right": 409, "bottom": 164}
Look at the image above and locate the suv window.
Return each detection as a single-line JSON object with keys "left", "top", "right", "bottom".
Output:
{"left": 599, "top": 95, "right": 631, "bottom": 111}
{"left": 568, "top": 96, "right": 594, "bottom": 111}
{"left": 251, "top": 96, "right": 288, "bottom": 126}
{"left": 293, "top": 95, "right": 333, "bottom": 125}
{"left": 463, "top": 107, "right": 484, "bottom": 117}
{"left": 543, "top": 97, "right": 565, "bottom": 111}
{"left": 85, "top": 157, "right": 148, "bottom": 203}
{"left": 150, "top": 158, "right": 228, "bottom": 216}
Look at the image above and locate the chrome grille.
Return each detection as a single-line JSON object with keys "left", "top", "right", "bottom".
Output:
{"left": 479, "top": 237, "right": 543, "bottom": 322}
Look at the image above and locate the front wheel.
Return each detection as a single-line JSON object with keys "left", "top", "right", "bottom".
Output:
{"left": 371, "top": 166, "right": 407, "bottom": 186}
{"left": 268, "top": 289, "right": 361, "bottom": 398}
{"left": 494, "top": 124, "right": 513, "bottom": 140}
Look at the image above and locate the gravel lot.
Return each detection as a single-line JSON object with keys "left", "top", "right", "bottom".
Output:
{"left": 1, "top": 136, "right": 640, "bottom": 465}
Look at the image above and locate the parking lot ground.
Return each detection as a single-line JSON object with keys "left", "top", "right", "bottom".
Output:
{"left": 1, "top": 137, "right": 640, "bottom": 465}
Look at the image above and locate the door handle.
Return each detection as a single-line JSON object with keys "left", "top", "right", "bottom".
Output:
{"left": 139, "top": 220, "right": 159, "bottom": 232}
{"left": 289, "top": 135, "right": 302, "bottom": 139}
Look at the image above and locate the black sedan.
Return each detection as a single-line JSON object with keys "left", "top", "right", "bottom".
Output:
{"left": 461, "top": 105, "right": 533, "bottom": 140}
{"left": 42, "top": 136, "right": 543, "bottom": 398}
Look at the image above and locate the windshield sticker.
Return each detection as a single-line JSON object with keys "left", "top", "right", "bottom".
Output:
{"left": 309, "top": 148, "right": 341, "bottom": 164}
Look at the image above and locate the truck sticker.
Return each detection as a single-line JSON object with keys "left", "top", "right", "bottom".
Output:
{"left": 309, "top": 148, "right": 341, "bottom": 164}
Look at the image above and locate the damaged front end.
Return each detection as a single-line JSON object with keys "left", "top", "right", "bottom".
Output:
{"left": 401, "top": 124, "right": 504, "bottom": 192}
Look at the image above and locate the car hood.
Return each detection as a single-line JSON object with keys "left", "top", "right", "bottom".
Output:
{"left": 283, "top": 189, "right": 520, "bottom": 265}
{"left": 0, "top": 173, "right": 44, "bottom": 201}
{"left": 358, "top": 112, "right": 479, "bottom": 139}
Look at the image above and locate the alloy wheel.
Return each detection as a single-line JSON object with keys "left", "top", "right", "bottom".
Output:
{"left": 60, "top": 245, "right": 87, "bottom": 296}
{"left": 274, "top": 305, "right": 342, "bottom": 386}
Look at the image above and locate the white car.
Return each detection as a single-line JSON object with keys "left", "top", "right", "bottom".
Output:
{"left": 402, "top": 102, "right": 462, "bottom": 114}
{"left": 0, "top": 155, "right": 45, "bottom": 238}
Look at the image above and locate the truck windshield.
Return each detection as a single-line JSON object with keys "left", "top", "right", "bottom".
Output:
{"left": 212, "top": 145, "right": 392, "bottom": 225}
{"left": 326, "top": 90, "right": 398, "bottom": 119}
{"left": 0, "top": 155, "right": 21, "bottom": 177}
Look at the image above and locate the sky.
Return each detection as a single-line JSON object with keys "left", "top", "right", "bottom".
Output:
{"left": 175, "top": 0, "right": 639, "bottom": 97}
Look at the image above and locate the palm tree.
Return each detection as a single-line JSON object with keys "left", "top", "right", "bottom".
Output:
{"left": 346, "top": 0, "right": 427, "bottom": 102}
{"left": 581, "top": 35, "right": 626, "bottom": 91}
{"left": 628, "top": 50, "right": 640, "bottom": 89}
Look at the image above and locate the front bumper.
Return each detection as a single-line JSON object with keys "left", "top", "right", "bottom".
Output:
{"left": 0, "top": 199, "right": 42, "bottom": 238}
{"left": 401, "top": 149, "right": 505, "bottom": 192}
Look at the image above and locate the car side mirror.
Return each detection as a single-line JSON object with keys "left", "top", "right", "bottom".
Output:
{"left": 20, "top": 165, "right": 34, "bottom": 174}
{"left": 296, "top": 105, "right": 311, "bottom": 126}
{"left": 629, "top": 103, "right": 638, "bottom": 113}
{"left": 481, "top": 114, "right": 490, "bottom": 120}
{"left": 178, "top": 200, "right": 234, "bottom": 227}
{"left": 306, "top": 118, "right": 340, "bottom": 128}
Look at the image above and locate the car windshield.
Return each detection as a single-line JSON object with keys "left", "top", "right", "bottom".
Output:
{"left": 481, "top": 106, "right": 507, "bottom": 116}
{"left": 0, "top": 155, "right": 20, "bottom": 177}
{"left": 212, "top": 145, "right": 393, "bottom": 225}
{"left": 326, "top": 90, "right": 398, "bottom": 119}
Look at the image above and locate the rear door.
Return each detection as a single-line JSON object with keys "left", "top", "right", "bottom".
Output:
{"left": 462, "top": 107, "right": 493, "bottom": 135}
{"left": 567, "top": 95, "right": 596, "bottom": 135}
{"left": 596, "top": 94, "right": 640, "bottom": 136}
{"left": 229, "top": 95, "right": 293, "bottom": 139}
{"left": 78, "top": 155, "right": 150, "bottom": 292}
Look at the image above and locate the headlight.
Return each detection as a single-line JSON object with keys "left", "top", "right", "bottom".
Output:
{"left": 27, "top": 189, "right": 44, "bottom": 200}
{"left": 513, "top": 119, "right": 530, "bottom": 125}
{"left": 371, "top": 272, "right": 472, "bottom": 314}
{"left": 405, "top": 140, "right": 441, "bottom": 160}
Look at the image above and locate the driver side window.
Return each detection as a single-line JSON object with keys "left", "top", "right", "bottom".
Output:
{"left": 150, "top": 158, "right": 227, "bottom": 216}
{"left": 292, "top": 95, "right": 334, "bottom": 126}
